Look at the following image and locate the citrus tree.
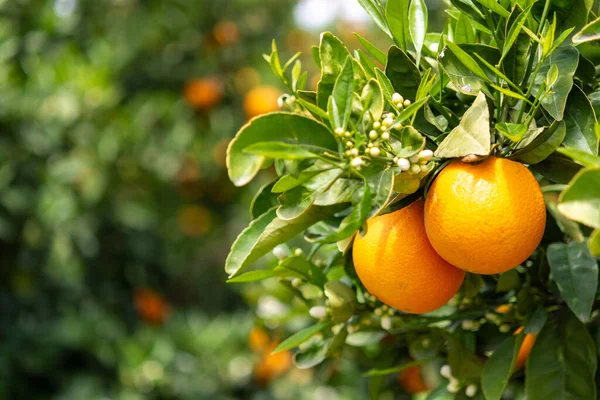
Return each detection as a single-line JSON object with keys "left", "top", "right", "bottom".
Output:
{"left": 225, "top": 0, "right": 600, "bottom": 398}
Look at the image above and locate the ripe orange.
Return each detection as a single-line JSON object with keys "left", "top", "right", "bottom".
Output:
{"left": 248, "top": 327, "right": 270, "bottom": 353}
{"left": 514, "top": 327, "right": 536, "bottom": 370}
{"left": 134, "top": 288, "right": 171, "bottom": 325}
{"left": 253, "top": 340, "right": 292, "bottom": 386}
{"left": 352, "top": 200, "right": 465, "bottom": 314}
{"left": 424, "top": 157, "right": 546, "bottom": 274}
{"left": 243, "top": 85, "right": 280, "bottom": 119}
{"left": 184, "top": 77, "right": 224, "bottom": 111}
{"left": 397, "top": 365, "right": 430, "bottom": 394}
{"left": 213, "top": 20, "right": 239, "bottom": 46}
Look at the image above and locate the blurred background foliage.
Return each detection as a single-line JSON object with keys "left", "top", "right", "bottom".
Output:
{"left": 0, "top": 0, "right": 448, "bottom": 398}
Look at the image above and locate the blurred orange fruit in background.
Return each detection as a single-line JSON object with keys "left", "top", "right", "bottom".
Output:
{"left": 243, "top": 85, "right": 280, "bottom": 119}
{"left": 397, "top": 365, "right": 430, "bottom": 394}
{"left": 249, "top": 327, "right": 292, "bottom": 386}
{"left": 134, "top": 288, "right": 171, "bottom": 325}
{"left": 213, "top": 20, "right": 239, "bottom": 46}
{"left": 184, "top": 77, "right": 224, "bottom": 111}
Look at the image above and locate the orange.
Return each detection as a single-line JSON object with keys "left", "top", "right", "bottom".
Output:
{"left": 134, "top": 288, "right": 171, "bottom": 325}
{"left": 248, "top": 327, "right": 270, "bottom": 353}
{"left": 424, "top": 157, "right": 546, "bottom": 274}
{"left": 243, "top": 85, "right": 280, "bottom": 119}
{"left": 397, "top": 365, "right": 430, "bottom": 394}
{"left": 352, "top": 200, "right": 465, "bottom": 314}
{"left": 213, "top": 20, "right": 239, "bottom": 46}
{"left": 514, "top": 327, "right": 536, "bottom": 370}
{"left": 253, "top": 340, "right": 292, "bottom": 386}
{"left": 495, "top": 304, "right": 511, "bottom": 314}
{"left": 184, "top": 77, "right": 223, "bottom": 111}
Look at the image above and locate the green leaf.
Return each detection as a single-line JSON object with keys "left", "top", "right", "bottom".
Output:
{"left": 227, "top": 269, "right": 275, "bottom": 283}
{"left": 361, "top": 79, "right": 384, "bottom": 122}
{"left": 386, "top": 46, "right": 421, "bottom": 102}
{"left": 547, "top": 242, "right": 598, "bottom": 322}
{"left": 364, "top": 357, "right": 439, "bottom": 377}
{"left": 391, "top": 97, "right": 430, "bottom": 127}
{"left": 544, "top": 191, "right": 585, "bottom": 243}
{"left": 510, "top": 120, "right": 566, "bottom": 165}
{"left": 408, "top": 0, "right": 428, "bottom": 65}
{"left": 557, "top": 148, "right": 600, "bottom": 168}
{"left": 454, "top": 13, "right": 476, "bottom": 44}
{"left": 324, "top": 280, "right": 356, "bottom": 323}
{"left": 531, "top": 46, "right": 579, "bottom": 121}
{"left": 438, "top": 45, "right": 486, "bottom": 96}
{"left": 251, "top": 180, "right": 278, "bottom": 220}
{"left": 272, "top": 165, "right": 327, "bottom": 193}
{"left": 366, "top": 167, "right": 394, "bottom": 217}
{"left": 293, "top": 337, "right": 330, "bottom": 369}
{"left": 346, "top": 331, "right": 387, "bottom": 347}
{"left": 461, "top": 273, "right": 483, "bottom": 298}
{"left": 354, "top": 33, "right": 388, "bottom": 65}
{"left": 244, "top": 142, "right": 322, "bottom": 160}
{"left": 496, "top": 269, "right": 520, "bottom": 292}
{"left": 496, "top": 122, "right": 527, "bottom": 142}
{"left": 525, "top": 310, "right": 597, "bottom": 400}
{"left": 563, "top": 86, "right": 599, "bottom": 155}
{"left": 473, "top": 0, "right": 509, "bottom": 18}
{"left": 546, "top": 64, "right": 559, "bottom": 89}
{"left": 318, "top": 181, "right": 371, "bottom": 243}
{"left": 533, "top": 154, "right": 584, "bottom": 184}
{"left": 355, "top": 49, "right": 377, "bottom": 79}
{"left": 501, "top": 5, "right": 532, "bottom": 62}
{"left": 490, "top": 84, "right": 532, "bottom": 104}
{"left": 375, "top": 68, "right": 397, "bottom": 106}
{"left": 590, "top": 229, "right": 600, "bottom": 257}
{"left": 277, "top": 169, "right": 343, "bottom": 220}
{"left": 274, "top": 255, "right": 327, "bottom": 287}
{"left": 314, "top": 177, "right": 361, "bottom": 206}
{"left": 447, "top": 333, "right": 484, "bottom": 380}
{"left": 573, "top": 16, "right": 600, "bottom": 44}
{"left": 385, "top": 0, "right": 410, "bottom": 50}
{"left": 434, "top": 92, "right": 491, "bottom": 158}
{"left": 395, "top": 126, "right": 426, "bottom": 157}
{"left": 225, "top": 205, "right": 344, "bottom": 277}
{"left": 274, "top": 321, "right": 331, "bottom": 353}
{"left": 328, "top": 58, "right": 355, "bottom": 130}
{"left": 445, "top": 42, "right": 490, "bottom": 83}
{"left": 482, "top": 334, "right": 525, "bottom": 400}
{"left": 558, "top": 167, "right": 600, "bottom": 229}
{"left": 357, "top": 0, "right": 392, "bottom": 38}
{"left": 317, "top": 32, "right": 351, "bottom": 109}
{"left": 450, "top": 0, "right": 485, "bottom": 22}
{"left": 227, "top": 113, "right": 337, "bottom": 186}
{"left": 296, "top": 98, "right": 329, "bottom": 120}
{"left": 525, "top": 306, "right": 547, "bottom": 335}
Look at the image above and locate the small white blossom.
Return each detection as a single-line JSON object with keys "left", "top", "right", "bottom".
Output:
{"left": 392, "top": 93, "right": 403, "bottom": 103}
{"left": 344, "top": 131, "right": 352, "bottom": 137}
{"left": 440, "top": 364, "right": 452, "bottom": 378}
{"left": 334, "top": 127, "right": 345, "bottom": 136}
{"left": 409, "top": 154, "right": 420, "bottom": 164}
{"left": 351, "top": 157, "right": 364, "bottom": 168}
{"left": 419, "top": 149, "right": 434, "bottom": 162}
{"left": 350, "top": 148, "right": 359, "bottom": 157}
{"left": 309, "top": 306, "right": 327, "bottom": 319}
{"left": 272, "top": 245, "right": 288, "bottom": 260}
{"left": 410, "top": 164, "right": 421, "bottom": 174}
{"left": 381, "top": 131, "right": 390, "bottom": 140}
{"left": 403, "top": 99, "right": 412, "bottom": 107}
{"left": 397, "top": 158, "right": 411, "bottom": 171}
{"left": 373, "top": 121, "right": 381, "bottom": 129}
{"left": 369, "top": 147, "right": 381, "bottom": 157}
{"left": 380, "top": 316, "right": 392, "bottom": 330}
{"left": 369, "top": 130, "right": 378, "bottom": 140}
{"left": 499, "top": 324, "right": 511, "bottom": 333}
{"left": 465, "top": 384, "right": 477, "bottom": 397}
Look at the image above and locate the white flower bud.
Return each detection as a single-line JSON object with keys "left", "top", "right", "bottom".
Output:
{"left": 409, "top": 154, "right": 420, "bottom": 164}
{"left": 420, "top": 164, "right": 430, "bottom": 173}
{"left": 272, "top": 245, "right": 288, "bottom": 260}
{"left": 419, "top": 149, "right": 434, "bottom": 162}
{"left": 294, "top": 248, "right": 303, "bottom": 256}
{"left": 346, "top": 141, "right": 353, "bottom": 148}
{"left": 309, "top": 306, "right": 327, "bottom": 319}
{"left": 373, "top": 121, "right": 381, "bottom": 130}
{"left": 381, "top": 316, "right": 392, "bottom": 330}
{"left": 334, "top": 127, "right": 345, "bottom": 136}
{"left": 344, "top": 131, "right": 352, "bottom": 137}
{"left": 440, "top": 364, "right": 452, "bottom": 378}
{"left": 383, "top": 117, "right": 394, "bottom": 127}
{"left": 447, "top": 381, "right": 460, "bottom": 393}
{"left": 374, "top": 308, "right": 383, "bottom": 317}
{"left": 397, "top": 158, "right": 411, "bottom": 171}
{"left": 351, "top": 157, "right": 364, "bottom": 168}
{"left": 350, "top": 148, "right": 359, "bottom": 157}
{"left": 392, "top": 93, "right": 403, "bottom": 103}
{"left": 499, "top": 324, "right": 511, "bottom": 333}
{"left": 369, "top": 147, "right": 381, "bottom": 157}
{"left": 396, "top": 102, "right": 404, "bottom": 109}
{"left": 465, "top": 384, "right": 477, "bottom": 398}
{"left": 403, "top": 99, "right": 412, "bottom": 107}
{"left": 291, "top": 278, "right": 302, "bottom": 287}
{"left": 381, "top": 131, "right": 390, "bottom": 140}
{"left": 369, "top": 130, "right": 378, "bottom": 140}
{"left": 380, "top": 125, "right": 388, "bottom": 132}
{"left": 393, "top": 157, "right": 399, "bottom": 164}
{"left": 410, "top": 164, "right": 421, "bottom": 174}
{"left": 367, "top": 142, "right": 374, "bottom": 148}
{"left": 462, "top": 319, "right": 475, "bottom": 330}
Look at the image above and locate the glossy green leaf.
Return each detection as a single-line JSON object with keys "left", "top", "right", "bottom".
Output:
{"left": 317, "top": 32, "right": 351, "bottom": 109}
{"left": 244, "top": 142, "right": 322, "bottom": 160}
{"left": 510, "top": 121, "right": 566, "bottom": 165}
{"left": 385, "top": 0, "right": 410, "bottom": 50}
{"left": 375, "top": 68, "right": 397, "bottom": 106}
{"left": 573, "top": 16, "right": 600, "bottom": 44}
{"left": 496, "top": 269, "right": 520, "bottom": 292}
{"left": 501, "top": 5, "right": 531, "bottom": 62}
{"left": 366, "top": 167, "right": 394, "bottom": 217}
{"left": 251, "top": 180, "right": 278, "bottom": 219}
{"left": 227, "top": 113, "right": 337, "bottom": 186}
{"left": 525, "top": 310, "right": 597, "bottom": 400}
{"left": 357, "top": 0, "right": 392, "bottom": 38}
{"left": 227, "top": 269, "right": 275, "bottom": 283}
{"left": 361, "top": 79, "right": 384, "bottom": 122}
{"left": 328, "top": 58, "right": 354, "bottom": 130}
{"left": 318, "top": 181, "right": 371, "bottom": 243}
{"left": 544, "top": 191, "right": 585, "bottom": 243}
{"left": 454, "top": 13, "right": 476, "bottom": 44}
{"left": 346, "top": 331, "right": 387, "bottom": 347}
{"left": 296, "top": 97, "right": 329, "bottom": 120}
{"left": 435, "top": 92, "right": 490, "bottom": 158}
{"left": 482, "top": 334, "right": 525, "bottom": 400}
{"left": 390, "top": 97, "right": 430, "bottom": 127}
{"left": 490, "top": 84, "right": 531, "bottom": 104}
{"left": 547, "top": 242, "right": 598, "bottom": 322}
{"left": 447, "top": 333, "right": 484, "bottom": 380}
{"left": 557, "top": 148, "right": 600, "bottom": 168}
{"left": 277, "top": 169, "right": 343, "bottom": 220}
{"left": 354, "top": 33, "right": 387, "bottom": 65}
{"left": 563, "top": 86, "right": 599, "bottom": 155}
{"left": 355, "top": 49, "right": 377, "bottom": 79}
{"left": 590, "top": 229, "right": 600, "bottom": 257}
{"left": 531, "top": 46, "right": 579, "bottom": 121}
{"left": 386, "top": 46, "right": 421, "bottom": 102}
{"left": 496, "top": 122, "right": 527, "bottom": 142}
{"left": 274, "top": 321, "right": 331, "bottom": 353}
{"left": 274, "top": 255, "right": 327, "bottom": 287}
{"left": 450, "top": 0, "right": 485, "bottom": 22}
{"left": 558, "top": 167, "right": 600, "bottom": 229}
{"left": 225, "top": 205, "right": 343, "bottom": 277}
{"left": 324, "top": 280, "right": 356, "bottom": 323}
{"left": 473, "top": 0, "right": 509, "bottom": 17}
{"left": 438, "top": 45, "right": 486, "bottom": 96}
{"left": 364, "top": 357, "right": 439, "bottom": 377}
{"left": 314, "top": 177, "right": 361, "bottom": 206}
{"left": 293, "top": 337, "right": 330, "bottom": 369}
{"left": 408, "top": 0, "right": 428, "bottom": 65}
{"left": 395, "top": 126, "right": 426, "bottom": 157}
{"left": 525, "top": 306, "right": 547, "bottom": 335}
{"left": 445, "top": 42, "right": 490, "bottom": 83}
